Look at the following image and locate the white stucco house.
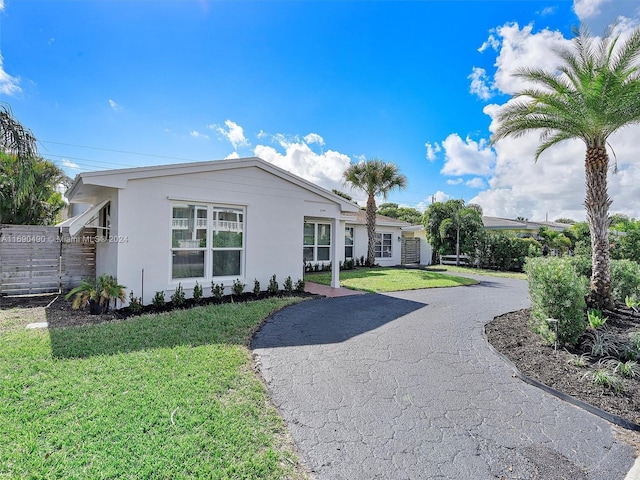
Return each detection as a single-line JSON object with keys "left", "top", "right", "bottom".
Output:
{"left": 62, "top": 157, "right": 408, "bottom": 304}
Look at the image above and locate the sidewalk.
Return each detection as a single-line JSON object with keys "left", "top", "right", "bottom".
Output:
{"left": 304, "top": 281, "right": 365, "bottom": 298}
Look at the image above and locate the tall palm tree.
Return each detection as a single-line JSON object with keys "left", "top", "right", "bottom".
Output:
{"left": 492, "top": 25, "right": 640, "bottom": 308}
{"left": 343, "top": 159, "right": 407, "bottom": 266}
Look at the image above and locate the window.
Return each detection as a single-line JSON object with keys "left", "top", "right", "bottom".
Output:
{"left": 99, "top": 202, "right": 111, "bottom": 238}
{"left": 171, "top": 203, "right": 244, "bottom": 280}
{"left": 375, "top": 232, "right": 392, "bottom": 258}
{"left": 345, "top": 227, "right": 354, "bottom": 259}
{"left": 303, "top": 222, "right": 331, "bottom": 262}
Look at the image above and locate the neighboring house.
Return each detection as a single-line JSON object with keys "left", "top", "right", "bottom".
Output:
{"left": 339, "top": 211, "right": 411, "bottom": 267}
{"left": 63, "top": 157, "right": 361, "bottom": 304}
{"left": 482, "top": 216, "right": 569, "bottom": 237}
{"left": 62, "top": 157, "right": 412, "bottom": 305}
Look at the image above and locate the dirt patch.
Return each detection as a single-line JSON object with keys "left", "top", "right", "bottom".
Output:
{"left": 486, "top": 308, "right": 640, "bottom": 427}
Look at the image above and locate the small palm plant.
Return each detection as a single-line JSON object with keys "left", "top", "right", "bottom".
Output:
{"left": 65, "top": 278, "right": 100, "bottom": 313}
{"left": 97, "top": 274, "right": 127, "bottom": 312}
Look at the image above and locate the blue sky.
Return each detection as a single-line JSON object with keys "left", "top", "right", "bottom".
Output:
{"left": 2, "top": 0, "right": 640, "bottom": 220}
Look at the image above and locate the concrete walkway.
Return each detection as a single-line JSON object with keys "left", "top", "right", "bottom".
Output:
{"left": 253, "top": 275, "right": 638, "bottom": 479}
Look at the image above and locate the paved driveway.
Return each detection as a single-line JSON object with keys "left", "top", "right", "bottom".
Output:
{"left": 252, "top": 275, "right": 637, "bottom": 479}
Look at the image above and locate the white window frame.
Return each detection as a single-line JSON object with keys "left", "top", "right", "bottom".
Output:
{"left": 304, "top": 222, "right": 331, "bottom": 263}
{"left": 170, "top": 202, "right": 245, "bottom": 281}
{"left": 375, "top": 232, "right": 392, "bottom": 258}
{"left": 345, "top": 226, "right": 354, "bottom": 259}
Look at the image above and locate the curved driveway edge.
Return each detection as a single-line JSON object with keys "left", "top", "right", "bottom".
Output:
{"left": 252, "top": 276, "right": 637, "bottom": 479}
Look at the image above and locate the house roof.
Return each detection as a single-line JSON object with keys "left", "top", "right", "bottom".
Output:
{"left": 482, "top": 216, "right": 569, "bottom": 232}
{"left": 342, "top": 210, "right": 412, "bottom": 228}
{"left": 66, "top": 156, "right": 360, "bottom": 213}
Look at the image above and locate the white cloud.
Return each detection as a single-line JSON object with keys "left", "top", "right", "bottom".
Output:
{"left": 253, "top": 135, "right": 353, "bottom": 195}
{"left": 468, "top": 67, "right": 495, "bottom": 100}
{"left": 446, "top": 178, "right": 463, "bottom": 185}
{"left": 303, "top": 133, "right": 325, "bottom": 146}
{"left": 492, "top": 23, "right": 569, "bottom": 95}
{"left": 539, "top": 6, "right": 557, "bottom": 16}
{"left": 210, "top": 119, "right": 249, "bottom": 150}
{"left": 108, "top": 99, "right": 121, "bottom": 111}
{"left": 440, "top": 133, "right": 496, "bottom": 176}
{"left": 465, "top": 177, "right": 486, "bottom": 189}
{"left": 224, "top": 151, "right": 240, "bottom": 159}
{"left": 0, "top": 55, "right": 21, "bottom": 96}
{"left": 416, "top": 191, "right": 451, "bottom": 212}
{"left": 573, "top": 0, "right": 612, "bottom": 20}
{"left": 190, "top": 130, "right": 209, "bottom": 139}
{"left": 61, "top": 159, "right": 80, "bottom": 170}
{"left": 0, "top": 1, "right": 4, "bottom": 11}
{"left": 478, "top": 34, "right": 499, "bottom": 53}
{"left": 425, "top": 141, "right": 441, "bottom": 161}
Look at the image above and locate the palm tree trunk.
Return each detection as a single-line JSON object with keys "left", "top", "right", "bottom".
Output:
{"left": 584, "top": 146, "right": 612, "bottom": 308}
{"left": 366, "top": 195, "right": 377, "bottom": 266}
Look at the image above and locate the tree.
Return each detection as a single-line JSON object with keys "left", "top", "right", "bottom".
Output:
{"left": 0, "top": 153, "right": 69, "bottom": 225}
{"left": 555, "top": 218, "right": 576, "bottom": 225}
{"left": 491, "top": 25, "right": 640, "bottom": 308}
{"left": 438, "top": 205, "right": 483, "bottom": 266}
{"left": 377, "top": 202, "right": 422, "bottom": 224}
{"left": 0, "top": 104, "right": 39, "bottom": 203}
{"left": 343, "top": 159, "right": 407, "bottom": 266}
{"left": 423, "top": 200, "right": 483, "bottom": 263}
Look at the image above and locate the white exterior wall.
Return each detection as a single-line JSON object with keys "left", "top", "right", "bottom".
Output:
{"left": 95, "top": 193, "right": 118, "bottom": 278}
{"left": 111, "top": 166, "right": 342, "bottom": 304}
{"left": 350, "top": 224, "right": 402, "bottom": 267}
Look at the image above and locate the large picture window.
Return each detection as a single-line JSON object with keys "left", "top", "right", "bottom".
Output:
{"left": 375, "top": 232, "right": 392, "bottom": 258}
{"left": 304, "top": 222, "right": 331, "bottom": 262}
{"left": 171, "top": 203, "right": 244, "bottom": 280}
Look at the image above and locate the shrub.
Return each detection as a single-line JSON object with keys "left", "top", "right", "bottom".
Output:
{"left": 152, "top": 290, "right": 165, "bottom": 308}
{"left": 566, "top": 254, "right": 592, "bottom": 278}
{"left": 525, "top": 257, "right": 588, "bottom": 346}
{"left": 232, "top": 278, "right": 246, "bottom": 296}
{"left": 295, "top": 278, "right": 305, "bottom": 293}
{"left": 582, "top": 329, "right": 625, "bottom": 358}
{"left": 475, "top": 231, "right": 541, "bottom": 271}
{"left": 610, "top": 259, "right": 640, "bottom": 304}
{"left": 171, "top": 283, "right": 186, "bottom": 307}
{"left": 283, "top": 276, "right": 294, "bottom": 294}
{"left": 128, "top": 291, "right": 143, "bottom": 313}
{"left": 582, "top": 365, "right": 624, "bottom": 394}
{"left": 192, "top": 281, "right": 203, "bottom": 303}
{"left": 267, "top": 275, "right": 279, "bottom": 295}
{"left": 253, "top": 279, "right": 261, "bottom": 295}
{"left": 211, "top": 281, "right": 224, "bottom": 300}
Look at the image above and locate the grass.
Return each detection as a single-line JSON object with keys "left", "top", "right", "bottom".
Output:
{"left": 0, "top": 298, "right": 308, "bottom": 480}
{"left": 434, "top": 264, "right": 527, "bottom": 280}
{"left": 305, "top": 267, "right": 478, "bottom": 293}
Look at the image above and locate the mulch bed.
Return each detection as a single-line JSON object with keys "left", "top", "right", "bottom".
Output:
{"left": 486, "top": 307, "right": 640, "bottom": 426}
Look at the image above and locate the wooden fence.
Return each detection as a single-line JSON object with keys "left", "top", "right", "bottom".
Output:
{"left": 0, "top": 225, "right": 96, "bottom": 296}
{"left": 401, "top": 238, "right": 420, "bottom": 265}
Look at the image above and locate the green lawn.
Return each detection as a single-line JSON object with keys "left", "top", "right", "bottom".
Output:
{"left": 0, "top": 298, "right": 308, "bottom": 480}
{"left": 434, "top": 264, "right": 527, "bottom": 280}
{"left": 305, "top": 267, "right": 478, "bottom": 292}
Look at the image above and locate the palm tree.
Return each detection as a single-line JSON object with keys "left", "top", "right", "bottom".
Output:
{"left": 0, "top": 103, "right": 38, "bottom": 204}
{"left": 343, "top": 159, "right": 407, "bottom": 266}
{"left": 438, "top": 205, "right": 483, "bottom": 266}
{"left": 491, "top": 25, "right": 640, "bottom": 308}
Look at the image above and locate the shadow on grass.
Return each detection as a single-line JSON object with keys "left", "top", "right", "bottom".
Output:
{"left": 47, "top": 299, "right": 300, "bottom": 359}
{"left": 252, "top": 293, "right": 427, "bottom": 349}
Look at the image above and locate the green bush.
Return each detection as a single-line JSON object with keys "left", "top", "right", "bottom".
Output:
{"left": 567, "top": 254, "right": 592, "bottom": 278}
{"left": 211, "top": 281, "right": 224, "bottom": 300}
{"left": 152, "top": 291, "right": 165, "bottom": 308}
{"left": 253, "top": 279, "right": 261, "bottom": 295}
{"left": 192, "top": 281, "right": 203, "bottom": 303}
{"left": 475, "top": 231, "right": 541, "bottom": 271}
{"left": 525, "top": 257, "right": 588, "bottom": 346}
{"left": 267, "top": 275, "right": 279, "bottom": 295}
{"left": 232, "top": 279, "right": 246, "bottom": 296}
{"left": 610, "top": 259, "right": 640, "bottom": 304}
{"left": 171, "top": 283, "right": 186, "bottom": 307}
{"left": 283, "top": 276, "right": 294, "bottom": 294}
{"left": 294, "top": 278, "right": 305, "bottom": 293}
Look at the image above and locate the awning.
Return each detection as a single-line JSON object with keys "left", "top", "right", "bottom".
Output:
{"left": 58, "top": 199, "right": 110, "bottom": 236}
